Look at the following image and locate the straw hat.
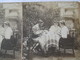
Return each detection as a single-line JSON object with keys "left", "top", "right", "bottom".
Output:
{"left": 59, "top": 20, "right": 65, "bottom": 23}
{"left": 4, "top": 21, "right": 10, "bottom": 24}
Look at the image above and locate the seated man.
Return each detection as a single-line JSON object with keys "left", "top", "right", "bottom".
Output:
{"left": 32, "top": 19, "right": 49, "bottom": 53}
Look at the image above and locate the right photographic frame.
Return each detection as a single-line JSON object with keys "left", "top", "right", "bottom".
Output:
{"left": 22, "top": 2, "right": 80, "bottom": 60}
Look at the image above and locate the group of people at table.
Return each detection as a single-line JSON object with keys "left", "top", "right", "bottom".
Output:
{"left": 32, "top": 19, "right": 69, "bottom": 53}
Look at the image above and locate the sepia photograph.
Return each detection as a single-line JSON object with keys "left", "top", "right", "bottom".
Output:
{"left": 23, "top": 2, "right": 80, "bottom": 60}
{"left": 0, "top": 1, "right": 80, "bottom": 60}
{"left": 0, "top": 3, "right": 22, "bottom": 60}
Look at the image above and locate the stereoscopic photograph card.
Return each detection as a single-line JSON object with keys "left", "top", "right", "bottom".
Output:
{"left": 0, "top": 1, "right": 80, "bottom": 60}
{"left": 22, "top": 2, "right": 80, "bottom": 60}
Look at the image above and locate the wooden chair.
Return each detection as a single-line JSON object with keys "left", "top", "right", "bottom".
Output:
{"left": 59, "top": 34, "right": 75, "bottom": 56}
{"left": 2, "top": 33, "right": 18, "bottom": 58}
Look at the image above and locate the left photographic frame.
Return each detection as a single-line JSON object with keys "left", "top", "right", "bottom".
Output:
{"left": 0, "top": 3, "right": 22, "bottom": 60}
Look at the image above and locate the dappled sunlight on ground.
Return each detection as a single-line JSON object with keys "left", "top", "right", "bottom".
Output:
{"left": 32, "top": 49, "right": 80, "bottom": 60}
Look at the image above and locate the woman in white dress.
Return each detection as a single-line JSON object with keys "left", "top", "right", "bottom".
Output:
{"left": 1, "top": 21, "right": 13, "bottom": 50}
{"left": 48, "top": 21, "right": 61, "bottom": 50}
{"left": 59, "top": 20, "right": 69, "bottom": 46}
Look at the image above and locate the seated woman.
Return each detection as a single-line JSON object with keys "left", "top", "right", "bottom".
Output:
{"left": 59, "top": 20, "right": 69, "bottom": 47}
{"left": 32, "top": 19, "right": 49, "bottom": 53}
{"left": 1, "top": 21, "right": 13, "bottom": 50}
{"left": 47, "top": 21, "right": 61, "bottom": 51}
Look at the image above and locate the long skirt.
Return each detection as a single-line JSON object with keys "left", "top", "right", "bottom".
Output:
{"left": 59, "top": 37, "right": 68, "bottom": 48}
{"left": 1, "top": 37, "right": 15, "bottom": 50}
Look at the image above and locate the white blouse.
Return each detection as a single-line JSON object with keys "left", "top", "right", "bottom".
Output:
{"left": 49, "top": 25, "right": 61, "bottom": 40}
{"left": 61, "top": 26, "right": 69, "bottom": 38}
{"left": 4, "top": 27, "right": 13, "bottom": 39}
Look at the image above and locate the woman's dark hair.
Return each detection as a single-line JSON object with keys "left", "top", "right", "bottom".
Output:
{"left": 61, "top": 22, "right": 65, "bottom": 25}
{"left": 7, "top": 23, "right": 10, "bottom": 27}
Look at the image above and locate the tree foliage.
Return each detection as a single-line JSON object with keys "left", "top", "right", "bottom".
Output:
{"left": 23, "top": 3, "right": 60, "bottom": 37}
